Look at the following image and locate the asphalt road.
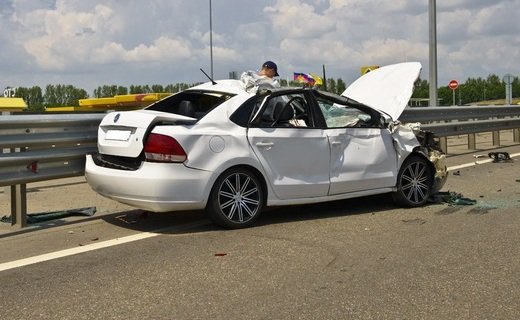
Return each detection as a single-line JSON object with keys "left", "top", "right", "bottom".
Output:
{"left": 1, "top": 143, "right": 519, "bottom": 319}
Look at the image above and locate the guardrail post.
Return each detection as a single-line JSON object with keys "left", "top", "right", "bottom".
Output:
{"left": 492, "top": 131, "right": 500, "bottom": 146}
{"left": 10, "top": 183, "right": 27, "bottom": 228}
{"left": 439, "top": 137, "right": 448, "bottom": 154}
{"left": 468, "top": 133, "right": 476, "bottom": 149}
{"left": 513, "top": 129, "right": 520, "bottom": 143}
{"left": 5, "top": 146, "right": 28, "bottom": 228}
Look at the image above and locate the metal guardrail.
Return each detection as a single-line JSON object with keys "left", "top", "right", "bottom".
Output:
{"left": 1, "top": 113, "right": 104, "bottom": 227}
{"left": 1, "top": 106, "right": 520, "bottom": 228}
{"left": 400, "top": 106, "right": 520, "bottom": 123}
{"left": 400, "top": 106, "right": 520, "bottom": 150}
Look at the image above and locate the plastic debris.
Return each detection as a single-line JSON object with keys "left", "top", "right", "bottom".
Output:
{"left": 1, "top": 207, "right": 96, "bottom": 224}
{"left": 434, "top": 191, "right": 477, "bottom": 206}
{"left": 488, "top": 152, "right": 512, "bottom": 163}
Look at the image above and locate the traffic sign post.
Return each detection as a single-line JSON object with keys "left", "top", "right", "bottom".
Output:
{"left": 449, "top": 80, "right": 458, "bottom": 105}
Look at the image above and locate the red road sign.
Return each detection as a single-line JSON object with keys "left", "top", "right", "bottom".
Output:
{"left": 448, "top": 79, "right": 459, "bottom": 90}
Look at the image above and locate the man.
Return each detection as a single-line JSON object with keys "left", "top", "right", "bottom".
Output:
{"left": 258, "top": 60, "right": 280, "bottom": 87}
{"left": 259, "top": 60, "right": 279, "bottom": 79}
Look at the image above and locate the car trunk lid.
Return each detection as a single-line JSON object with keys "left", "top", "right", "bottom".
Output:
{"left": 97, "top": 110, "right": 195, "bottom": 158}
{"left": 341, "top": 62, "right": 421, "bottom": 121}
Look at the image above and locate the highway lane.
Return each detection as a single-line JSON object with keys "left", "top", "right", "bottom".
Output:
{"left": 0, "top": 145, "right": 519, "bottom": 319}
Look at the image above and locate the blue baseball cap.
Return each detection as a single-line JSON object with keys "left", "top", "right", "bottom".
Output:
{"left": 262, "top": 61, "right": 279, "bottom": 76}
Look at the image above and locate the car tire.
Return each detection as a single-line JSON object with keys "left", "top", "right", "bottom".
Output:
{"left": 392, "top": 155, "right": 433, "bottom": 207}
{"left": 206, "top": 168, "right": 264, "bottom": 229}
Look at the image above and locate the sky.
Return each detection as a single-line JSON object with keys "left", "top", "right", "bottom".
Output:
{"left": 1, "top": 0, "right": 519, "bottom": 95}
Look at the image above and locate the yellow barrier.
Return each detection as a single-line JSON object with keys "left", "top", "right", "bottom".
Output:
{"left": 79, "top": 93, "right": 171, "bottom": 108}
{"left": 0, "top": 98, "right": 28, "bottom": 112}
{"left": 46, "top": 93, "right": 172, "bottom": 112}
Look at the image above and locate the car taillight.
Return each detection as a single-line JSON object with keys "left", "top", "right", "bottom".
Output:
{"left": 144, "top": 133, "right": 187, "bottom": 163}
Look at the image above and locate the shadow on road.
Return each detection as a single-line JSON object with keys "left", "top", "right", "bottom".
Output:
{"left": 100, "top": 193, "right": 400, "bottom": 234}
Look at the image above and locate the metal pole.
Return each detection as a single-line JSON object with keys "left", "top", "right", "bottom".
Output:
{"left": 452, "top": 89, "right": 455, "bottom": 106}
{"left": 429, "top": 0, "right": 438, "bottom": 107}
{"left": 322, "top": 64, "right": 327, "bottom": 91}
{"left": 209, "top": 0, "right": 214, "bottom": 78}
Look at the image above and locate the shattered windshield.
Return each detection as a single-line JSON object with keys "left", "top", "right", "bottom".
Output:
{"left": 315, "top": 95, "right": 375, "bottom": 128}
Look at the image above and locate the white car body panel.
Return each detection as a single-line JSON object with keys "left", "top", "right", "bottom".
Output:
{"left": 190, "top": 79, "right": 247, "bottom": 95}
{"left": 98, "top": 110, "right": 193, "bottom": 158}
{"left": 85, "top": 155, "right": 212, "bottom": 211}
{"left": 248, "top": 127, "right": 330, "bottom": 199}
{"left": 327, "top": 127, "right": 398, "bottom": 195}
{"left": 342, "top": 62, "right": 421, "bottom": 121}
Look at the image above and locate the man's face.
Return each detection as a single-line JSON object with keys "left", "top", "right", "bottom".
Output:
{"left": 260, "top": 67, "right": 276, "bottom": 78}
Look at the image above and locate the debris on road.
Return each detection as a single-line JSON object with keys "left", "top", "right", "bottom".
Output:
{"left": 402, "top": 218, "right": 426, "bottom": 225}
{"left": 488, "top": 152, "right": 512, "bottom": 163}
{"left": 1, "top": 207, "right": 96, "bottom": 224}
{"left": 433, "top": 191, "right": 477, "bottom": 206}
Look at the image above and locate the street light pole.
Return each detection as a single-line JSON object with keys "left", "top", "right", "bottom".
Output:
{"left": 209, "top": 0, "right": 214, "bottom": 79}
{"left": 429, "top": 0, "right": 438, "bottom": 107}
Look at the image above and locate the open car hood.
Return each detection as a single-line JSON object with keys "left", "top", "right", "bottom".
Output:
{"left": 341, "top": 62, "right": 421, "bottom": 121}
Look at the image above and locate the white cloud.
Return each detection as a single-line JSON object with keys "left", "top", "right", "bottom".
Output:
{"left": 265, "top": 0, "right": 336, "bottom": 39}
{"left": 1, "top": 0, "right": 519, "bottom": 94}
{"left": 20, "top": 3, "right": 121, "bottom": 70}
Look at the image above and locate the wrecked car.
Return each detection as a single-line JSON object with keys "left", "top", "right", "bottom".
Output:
{"left": 85, "top": 62, "right": 447, "bottom": 228}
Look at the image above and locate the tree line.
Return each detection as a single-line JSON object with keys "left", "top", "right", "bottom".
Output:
{"left": 412, "top": 74, "right": 519, "bottom": 105}
{"left": 15, "top": 83, "right": 194, "bottom": 112}
{"left": 11, "top": 74, "right": 518, "bottom": 111}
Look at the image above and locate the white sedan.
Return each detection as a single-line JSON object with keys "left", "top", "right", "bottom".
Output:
{"left": 85, "top": 62, "right": 447, "bottom": 228}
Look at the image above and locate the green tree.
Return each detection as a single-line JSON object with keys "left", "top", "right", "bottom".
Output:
{"left": 129, "top": 85, "right": 152, "bottom": 94}
{"left": 411, "top": 78, "right": 429, "bottom": 99}
{"left": 163, "top": 83, "right": 191, "bottom": 93}
{"left": 15, "top": 86, "right": 44, "bottom": 111}
{"left": 512, "top": 76, "right": 519, "bottom": 100}
{"left": 336, "top": 78, "right": 346, "bottom": 94}
{"left": 93, "top": 85, "right": 127, "bottom": 97}
{"left": 151, "top": 84, "right": 164, "bottom": 93}
{"left": 485, "top": 74, "right": 503, "bottom": 101}
{"left": 43, "top": 84, "right": 88, "bottom": 107}
{"left": 326, "top": 78, "right": 336, "bottom": 94}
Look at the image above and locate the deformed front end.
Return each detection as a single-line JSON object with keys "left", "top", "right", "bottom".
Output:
{"left": 412, "top": 129, "right": 448, "bottom": 194}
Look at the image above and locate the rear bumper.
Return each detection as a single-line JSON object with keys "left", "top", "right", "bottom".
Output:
{"left": 85, "top": 155, "right": 212, "bottom": 212}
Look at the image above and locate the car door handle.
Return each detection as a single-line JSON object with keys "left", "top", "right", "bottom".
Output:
{"left": 256, "top": 141, "right": 274, "bottom": 148}
{"left": 331, "top": 141, "right": 342, "bottom": 146}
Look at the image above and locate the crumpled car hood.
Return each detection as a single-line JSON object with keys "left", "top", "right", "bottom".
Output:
{"left": 341, "top": 62, "right": 421, "bottom": 121}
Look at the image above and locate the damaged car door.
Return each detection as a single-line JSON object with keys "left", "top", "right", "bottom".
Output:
{"left": 314, "top": 92, "right": 398, "bottom": 195}
{"left": 247, "top": 92, "right": 331, "bottom": 200}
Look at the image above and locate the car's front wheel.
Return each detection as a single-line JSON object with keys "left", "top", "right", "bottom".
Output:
{"left": 392, "top": 155, "right": 433, "bottom": 207}
{"left": 206, "top": 168, "right": 265, "bottom": 229}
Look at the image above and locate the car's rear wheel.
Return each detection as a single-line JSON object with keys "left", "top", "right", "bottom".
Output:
{"left": 206, "top": 168, "right": 264, "bottom": 229}
{"left": 392, "top": 155, "right": 433, "bottom": 207}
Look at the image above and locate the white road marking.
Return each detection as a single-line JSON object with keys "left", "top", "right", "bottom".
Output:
{"left": 0, "top": 221, "right": 206, "bottom": 272}
{"left": 2, "top": 151, "right": 520, "bottom": 272}
{"left": 0, "top": 232, "right": 158, "bottom": 272}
